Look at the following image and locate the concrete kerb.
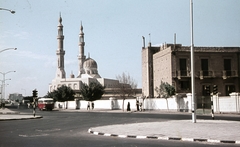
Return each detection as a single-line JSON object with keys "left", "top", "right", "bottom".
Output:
{"left": 88, "top": 128, "right": 240, "bottom": 144}
{"left": 0, "top": 108, "right": 43, "bottom": 121}
{"left": 0, "top": 111, "right": 20, "bottom": 114}
{"left": 88, "top": 120, "right": 240, "bottom": 145}
{"left": 0, "top": 115, "right": 43, "bottom": 121}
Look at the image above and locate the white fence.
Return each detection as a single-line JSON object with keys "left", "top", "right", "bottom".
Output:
{"left": 54, "top": 92, "right": 240, "bottom": 113}
{"left": 54, "top": 95, "right": 191, "bottom": 112}
{"left": 213, "top": 92, "right": 240, "bottom": 113}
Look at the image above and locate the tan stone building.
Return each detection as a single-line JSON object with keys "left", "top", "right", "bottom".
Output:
{"left": 142, "top": 42, "right": 240, "bottom": 97}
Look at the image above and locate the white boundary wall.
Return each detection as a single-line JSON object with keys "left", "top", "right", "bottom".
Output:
{"left": 54, "top": 93, "right": 240, "bottom": 113}
{"left": 143, "top": 96, "right": 190, "bottom": 111}
{"left": 54, "top": 95, "right": 191, "bottom": 112}
{"left": 213, "top": 92, "right": 240, "bottom": 113}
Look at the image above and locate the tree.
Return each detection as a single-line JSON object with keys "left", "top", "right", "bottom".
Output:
{"left": 155, "top": 81, "right": 175, "bottom": 98}
{"left": 116, "top": 72, "right": 138, "bottom": 111}
{"left": 80, "top": 81, "right": 105, "bottom": 102}
{"left": 45, "top": 85, "right": 75, "bottom": 102}
{"left": 155, "top": 81, "right": 175, "bottom": 110}
{"left": 44, "top": 91, "right": 54, "bottom": 99}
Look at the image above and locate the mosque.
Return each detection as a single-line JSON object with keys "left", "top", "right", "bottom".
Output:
{"left": 49, "top": 15, "right": 139, "bottom": 99}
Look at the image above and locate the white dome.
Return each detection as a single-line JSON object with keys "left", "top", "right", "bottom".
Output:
{"left": 83, "top": 58, "right": 97, "bottom": 69}
{"left": 82, "top": 57, "right": 101, "bottom": 78}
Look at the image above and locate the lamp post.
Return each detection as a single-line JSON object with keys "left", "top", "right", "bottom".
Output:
{"left": 0, "top": 79, "right": 10, "bottom": 108}
{"left": 0, "top": 79, "right": 10, "bottom": 98}
{"left": 0, "top": 71, "right": 16, "bottom": 100}
{"left": 0, "top": 48, "right": 17, "bottom": 53}
{"left": 190, "top": 0, "right": 196, "bottom": 123}
{"left": 0, "top": 8, "right": 15, "bottom": 14}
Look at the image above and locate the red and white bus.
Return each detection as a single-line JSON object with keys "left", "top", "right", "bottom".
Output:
{"left": 38, "top": 98, "right": 54, "bottom": 111}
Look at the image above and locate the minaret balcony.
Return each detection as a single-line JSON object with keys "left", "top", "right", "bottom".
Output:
{"left": 56, "top": 50, "right": 65, "bottom": 55}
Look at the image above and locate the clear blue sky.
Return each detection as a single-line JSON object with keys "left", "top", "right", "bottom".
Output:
{"left": 1, "top": 0, "right": 240, "bottom": 97}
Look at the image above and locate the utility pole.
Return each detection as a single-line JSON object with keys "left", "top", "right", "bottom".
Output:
{"left": 190, "top": 0, "right": 196, "bottom": 123}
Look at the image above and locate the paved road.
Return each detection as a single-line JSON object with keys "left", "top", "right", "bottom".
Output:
{"left": 0, "top": 108, "right": 239, "bottom": 147}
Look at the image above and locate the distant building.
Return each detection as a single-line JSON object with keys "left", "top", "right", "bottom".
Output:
{"left": 49, "top": 15, "right": 141, "bottom": 99}
{"left": 8, "top": 93, "right": 23, "bottom": 101}
{"left": 142, "top": 42, "right": 240, "bottom": 97}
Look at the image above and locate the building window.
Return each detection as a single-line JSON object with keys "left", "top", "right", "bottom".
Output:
{"left": 180, "top": 81, "right": 190, "bottom": 90}
{"left": 224, "top": 59, "right": 231, "bottom": 76}
{"left": 202, "top": 85, "right": 210, "bottom": 96}
{"left": 201, "top": 59, "right": 208, "bottom": 76}
{"left": 225, "top": 85, "right": 235, "bottom": 96}
{"left": 179, "top": 59, "right": 187, "bottom": 76}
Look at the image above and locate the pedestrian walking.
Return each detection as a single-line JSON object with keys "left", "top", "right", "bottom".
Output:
{"left": 91, "top": 102, "right": 94, "bottom": 110}
{"left": 87, "top": 102, "right": 90, "bottom": 110}
{"left": 136, "top": 100, "right": 139, "bottom": 111}
{"left": 139, "top": 102, "right": 142, "bottom": 111}
{"left": 127, "top": 102, "right": 131, "bottom": 111}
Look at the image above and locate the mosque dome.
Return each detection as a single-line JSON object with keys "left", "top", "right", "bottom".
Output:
{"left": 82, "top": 57, "right": 101, "bottom": 78}
{"left": 83, "top": 58, "right": 97, "bottom": 69}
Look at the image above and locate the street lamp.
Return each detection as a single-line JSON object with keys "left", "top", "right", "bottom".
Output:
{"left": 190, "top": 0, "right": 196, "bottom": 123}
{"left": 0, "top": 71, "right": 16, "bottom": 100}
{"left": 0, "top": 48, "right": 17, "bottom": 53}
{"left": 0, "top": 8, "right": 15, "bottom": 14}
{"left": 0, "top": 79, "right": 10, "bottom": 99}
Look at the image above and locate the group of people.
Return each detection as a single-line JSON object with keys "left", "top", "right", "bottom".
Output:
{"left": 87, "top": 102, "right": 94, "bottom": 110}
{"left": 136, "top": 100, "right": 143, "bottom": 111}
{"left": 87, "top": 100, "right": 143, "bottom": 111}
{"left": 127, "top": 100, "right": 143, "bottom": 112}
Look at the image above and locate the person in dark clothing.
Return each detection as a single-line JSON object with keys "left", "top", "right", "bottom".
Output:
{"left": 127, "top": 102, "right": 131, "bottom": 111}
{"left": 87, "top": 102, "right": 90, "bottom": 110}
{"left": 91, "top": 102, "right": 94, "bottom": 110}
{"left": 136, "top": 100, "right": 139, "bottom": 111}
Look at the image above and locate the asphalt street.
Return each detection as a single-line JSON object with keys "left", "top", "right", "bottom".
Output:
{"left": 0, "top": 108, "right": 239, "bottom": 147}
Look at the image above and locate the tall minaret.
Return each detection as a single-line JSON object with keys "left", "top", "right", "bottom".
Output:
{"left": 77, "top": 22, "right": 86, "bottom": 78}
{"left": 56, "top": 14, "right": 66, "bottom": 79}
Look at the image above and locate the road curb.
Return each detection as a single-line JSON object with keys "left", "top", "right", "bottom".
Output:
{"left": 0, "top": 112, "right": 20, "bottom": 114}
{"left": 88, "top": 129, "right": 240, "bottom": 144}
{"left": 0, "top": 116, "right": 43, "bottom": 121}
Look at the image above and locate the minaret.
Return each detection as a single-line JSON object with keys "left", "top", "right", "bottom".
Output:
{"left": 56, "top": 14, "right": 66, "bottom": 79}
{"left": 77, "top": 22, "right": 86, "bottom": 77}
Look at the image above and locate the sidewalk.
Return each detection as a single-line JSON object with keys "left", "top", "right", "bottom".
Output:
{"left": 0, "top": 108, "right": 42, "bottom": 120}
{"left": 0, "top": 107, "right": 20, "bottom": 114}
{"left": 89, "top": 119, "right": 240, "bottom": 144}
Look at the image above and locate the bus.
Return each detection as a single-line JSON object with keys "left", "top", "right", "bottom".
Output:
{"left": 38, "top": 98, "right": 54, "bottom": 111}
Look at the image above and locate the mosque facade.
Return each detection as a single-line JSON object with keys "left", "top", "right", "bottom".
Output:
{"left": 49, "top": 15, "right": 134, "bottom": 99}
